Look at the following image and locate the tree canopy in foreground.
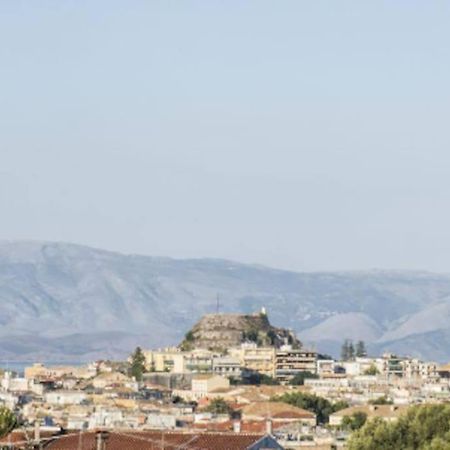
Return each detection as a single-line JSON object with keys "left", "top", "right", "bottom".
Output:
{"left": 0, "top": 407, "right": 16, "bottom": 438}
{"left": 347, "top": 404, "right": 450, "bottom": 450}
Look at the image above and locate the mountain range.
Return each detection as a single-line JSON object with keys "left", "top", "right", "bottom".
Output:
{"left": 0, "top": 241, "right": 449, "bottom": 362}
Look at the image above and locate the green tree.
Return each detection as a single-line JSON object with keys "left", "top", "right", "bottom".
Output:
{"left": 267, "top": 329, "right": 277, "bottom": 346}
{"left": 368, "top": 396, "right": 392, "bottom": 405}
{"left": 185, "top": 331, "right": 194, "bottom": 341}
{"left": 289, "top": 371, "right": 319, "bottom": 386}
{"left": 347, "top": 404, "right": 450, "bottom": 450}
{"left": 205, "top": 397, "right": 233, "bottom": 415}
{"left": 130, "top": 346, "right": 146, "bottom": 381}
{"left": 274, "top": 392, "right": 348, "bottom": 424}
{"left": 244, "top": 329, "right": 259, "bottom": 342}
{"left": 348, "top": 341, "right": 355, "bottom": 360}
{"left": 0, "top": 407, "right": 16, "bottom": 438}
{"left": 423, "top": 437, "right": 450, "bottom": 450}
{"left": 341, "top": 340, "right": 350, "bottom": 361}
{"left": 342, "top": 412, "right": 367, "bottom": 431}
{"left": 364, "top": 364, "right": 379, "bottom": 376}
{"left": 356, "top": 340, "right": 367, "bottom": 357}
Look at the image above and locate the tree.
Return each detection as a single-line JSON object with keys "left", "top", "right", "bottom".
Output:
{"left": 185, "top": 331, "right": 194, "bottom": 342}
{"left": 274, "top": 392, "right": 348, "bottom": 424}
{"left": 341, "top": 339, "right": 356, "bottom": 361}
{"left": 130, "top": 346, "right": 146, "bottom": 381}
{"left": 205, "top": 398, "right": 233, "bottom": 415}
{"left": 356, "top": 341, "right": 367, "bottom": 357}
{"left": 341, "top": 340, "right": 349, "bottom": 361}
{"left": 0, "top": 407, "right": 16, "bottom": 438}
{"left": 342, "top": 412, "right": 367, "bottom": 431}
{"left": 289, "top": 371, "right": 319, "bottom": 386}
{"left": 364, "top": 364, "right": 379, "bottom": 376}
{"left": 368, "top": 396, "right": 392, "bottom": 405}
{"left": 347, "top": 404, "right": 450, "bottom": 450}
{"left": 348, "top": 341, "right": 355, "bottom": 360}
{"left": 267, "top": 329, "right": 277, "bottom": 346}
{"left": 240, "top": 372, "right": 280, "bottom": 385}
{"left": 243, "top": 329, "right": 258, "bottom": 342}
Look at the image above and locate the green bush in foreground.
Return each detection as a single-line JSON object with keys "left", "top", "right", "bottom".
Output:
{"left": 0, "top": 407, "right": 16, "bottom": 438}
{"left": 347, "top": 404, "right": 450, "bottom": 450}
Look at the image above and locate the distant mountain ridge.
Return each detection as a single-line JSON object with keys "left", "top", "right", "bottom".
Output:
{"left": 0, "top": 241, "right": 450, "bottom": 361}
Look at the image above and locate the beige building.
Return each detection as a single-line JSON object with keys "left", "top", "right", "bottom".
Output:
{"left": 143, "top": 348, "right": 214, "bottom": 374}
{"left": 191, "top": 374, "right": 230, "bottom": 399}
{"left": 275, "top": 347, "right": 317, "bottom": 383}
{"left": 24, "top": 363, "right": 96, "bottom": 380}
{"left": 329, "top": 404, "right": 409, "bottom": 426}
{"left": 229, "top": 344, "right": 275, "bottom": 377}
{"left": 92, "top": 371, "right": 131, "bottom": 389}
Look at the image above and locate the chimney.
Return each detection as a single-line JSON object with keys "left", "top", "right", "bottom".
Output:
{"left": 266, "top": 419, "right": 273, "bottom": 435}
{"left": 96, "top": 430, "right": 109, "bottom": 450}
{"left": 233, "top": 420, "right": 241, "bottom": 433}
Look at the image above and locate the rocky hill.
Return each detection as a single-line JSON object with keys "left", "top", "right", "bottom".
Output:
{"left": 179, "top": 312, "right": 300, "bottom": 351}
{"left": 1, "top": 241, "right": 450, "bottom": 361}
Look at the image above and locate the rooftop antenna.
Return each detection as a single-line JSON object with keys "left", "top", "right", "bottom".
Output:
{"left": 216, "top": 293, "right": 220, "bottom": 314}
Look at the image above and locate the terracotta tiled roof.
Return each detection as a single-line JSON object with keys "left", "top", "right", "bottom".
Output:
{"left": 240, "top": 402, "right": 315, "bottom": 420}
{"left": 44, "top": 430, "right": 271, "bottom": 450}
{"left": 0, "top": 429, "right": 60, "bottom": 448}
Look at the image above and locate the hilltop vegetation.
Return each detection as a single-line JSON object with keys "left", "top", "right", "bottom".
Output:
{"left": 179, "top": 311, "right": 300, "bottom": 351}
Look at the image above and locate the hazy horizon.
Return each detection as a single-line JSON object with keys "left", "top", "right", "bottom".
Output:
{"left": 2, "top": 1, "right": 450, "bottom": 272}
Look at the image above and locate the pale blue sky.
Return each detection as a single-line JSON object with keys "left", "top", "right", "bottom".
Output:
{"left": 1, "top": 1, "right": 450, "bottom": 271}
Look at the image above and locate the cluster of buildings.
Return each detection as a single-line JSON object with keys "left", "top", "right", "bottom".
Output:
{"left": 0, "top": 343, "right": 449, "bottom": 449}
{"left": 144, "top": 342, "right": 317, "bottom": 384}
{"left": 1, "top": 304, "right": 450, "bottom": 450}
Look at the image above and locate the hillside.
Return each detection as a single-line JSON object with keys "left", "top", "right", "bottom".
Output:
{"left": 179, "top": 312, "right": 300, "bottom": 351}
{"left": 0, "top": 241, "right": 450, "bottom": 361}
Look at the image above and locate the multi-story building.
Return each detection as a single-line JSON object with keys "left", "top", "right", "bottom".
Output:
{"left": 229, "top": 344, "right": 275, "bottom": 377}
{"left": 275, "top": 347, "right": 317, "bottom": 383}
{"left": 212, "top": 356, "right": 243, "bottom": 379}
{"left": 143, "top": 348, "right": 214, "bottom": 374}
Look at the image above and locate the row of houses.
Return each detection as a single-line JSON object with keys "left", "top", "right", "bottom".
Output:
{"left": 144, "top": 343, "right": 317, "bottom": 383}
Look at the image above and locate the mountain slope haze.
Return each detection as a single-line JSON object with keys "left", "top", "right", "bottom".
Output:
{"left": 0, "top": 241, "right": 449, "bottom": 361}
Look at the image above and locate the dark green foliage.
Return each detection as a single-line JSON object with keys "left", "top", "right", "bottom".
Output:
{"left": 348, "top": 341, "right": 355, "bottom": 360}
{"left": 347, "top": 404, "right": 450, "bottom": 450}
{"left": 185, "top": 331, "right": 194, "bottom": 341}
{"left": 0, "top": 407, "right": 16, "bottom": 438}
{"left": 249, "top": 373, "right": 279, "bottom": 385}
{"left": 289, "top": 371, "right": 319, "bottom": 386}
{"left": 244, "top": 328, "right": 259, "bottom": 342}
{"left": 368, "top": 396, "right": 393, "bottom": 405}
{"left": 130, "top": 346, "right": 146, "bottom": 381}
{"left": 342, "top": 412, "right": 367, "bottom": 431}
{"left": 267, "top": 329, "right": 277, "bottom": 345}
{"left": 205, "top": 397, "right": 233, "bottom": 415}
{"left": 318, "top": 353, "right": 333, "bottom": 360}
{"left": 356, "top": 340, "right": 367, "bottom": 357}
{"left": 364, "top": 364, "right": 379, "bottom": 376}
{"left": 341, "top": 339, "right": 352, "bottom": 361}
{"left": 234, "top": 373, "right": 280, "bottom": 385}
{"left": 274, "top": 392, "right": 348, "bottom": 424}
{"left": 172, "top": 395, "right": 183, "bottom": 404}
{"left": 341, "top": 339, "right": 358, "bottom": 360}
{"left": 259, "top": 374, "right": 280, "bottom": 385}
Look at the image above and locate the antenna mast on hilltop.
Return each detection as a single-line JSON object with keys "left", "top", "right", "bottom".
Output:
{"left": 216, "top": 293, "right": 220, "bottom": 314}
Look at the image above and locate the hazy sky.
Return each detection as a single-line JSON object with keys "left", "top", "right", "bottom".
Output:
{"left": 1, "top": 1, "right": 450, "bottom": 272}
